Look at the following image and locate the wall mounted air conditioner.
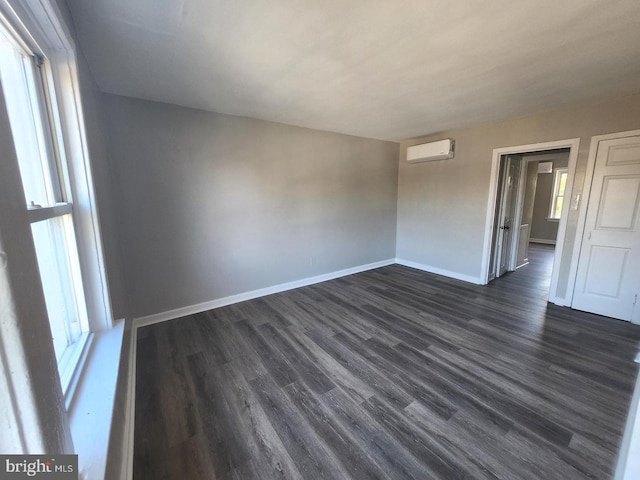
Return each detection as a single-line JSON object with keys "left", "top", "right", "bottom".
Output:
{"left": 406, "top": 139, "right": 455, "bottom": 163}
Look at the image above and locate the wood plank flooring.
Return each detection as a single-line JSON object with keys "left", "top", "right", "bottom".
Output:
{"left": 134, "top": 244, "right": 640, "bottom": 479}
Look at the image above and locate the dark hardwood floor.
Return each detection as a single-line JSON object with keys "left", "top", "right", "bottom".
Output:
{"left": 134, "top": 243, "right": 640, "bottom": 479}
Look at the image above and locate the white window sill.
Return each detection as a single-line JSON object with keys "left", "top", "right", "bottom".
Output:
{"left": 69, "top": 320, "right": 124, "bottom": 480}
{"left": 60, "top": 332, "right": 92, "bottom": 410}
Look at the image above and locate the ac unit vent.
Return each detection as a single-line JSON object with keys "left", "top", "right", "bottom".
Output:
{"left": 407, "top": 139, "right": 455, "bottom": 163}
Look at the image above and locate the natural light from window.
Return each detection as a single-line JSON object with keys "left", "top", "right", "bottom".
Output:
{"left": 0, "top": 25, "right": 89, "bottom": 386}
{"left": 549, "top": 167, "right": 568, "bottom": 220}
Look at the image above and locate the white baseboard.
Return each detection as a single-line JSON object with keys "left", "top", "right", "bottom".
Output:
{"left": 529, "top": 238, "right": 556, "bottom": 245}
{"left": 134, "top": 259, "right": 395, "bottom": 328}
{"left": 120, "top": 323, "right": 137, "bottom": 480}
{"left": 395, "top": 258, "right": 483, "bottom": 285}
{"left": 120, "top": 258, "right": 395, "bottom": 479}
{"left": 615, "top": 355, "right": 640, "bottom": 480}
{"left": 118, "top": 257, "right": 485, "bottom": 478}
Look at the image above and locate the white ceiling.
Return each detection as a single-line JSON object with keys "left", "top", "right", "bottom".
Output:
{"left": 65, "top": 0, "right": 640, "bottom": 141}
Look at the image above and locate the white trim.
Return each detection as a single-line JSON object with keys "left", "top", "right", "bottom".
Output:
{"left": 3, "top": 0, "right": 73, "bottom": 54}
{"left": 49, "top": 51, "right": 113, "bottom": 331}
{"left": 529, "top": 238, "right": 556, "bottom": 245}
{"left": 9, "top": 0, "right": 114, "bottom": 332}
{"left": 120, "top": 324, "right": 137, "bottom": 480}
{"left": 134, "top": 259, "right": 395, "bottom": 328}
{"left": 514, "top": 154, "right": 567, "bottom": 252}
{"left": 115, "top": 248, "right": 637, "bottom": 479}
{"left": 566, "top": 129, "right": 640, "bottom": 307}
{"left": 0, "top": 2, "right": 39, "bottom": 55}
{"left": 547, "top": 293, "right": 567, "bottom": 306}
{"left": 121, "top": 257, "right": 476, "bottom": 478}
{"left": 61, "top": 331, "right": 92, "bottom": 410}
{"left": 614, "top": 354, "right": 640, "bottom": 480}
{"left": 395, "top": 258, "right": 483, "bottom": 284}
{"left": 0, "top": 0, "right": 115, "bottom": 462}
{"left": 69, "top": 320, "right": 124, "bottom": 480}
{"left": 480, "top": 138, "right": 580, "bottom": 305}
{"left": 481, "top": 149, "right": 504, "bottom": 284}
{"left": 120, "top": 259, "right": 395, "bottom": 479}
{"left": 510, "top": 156, "right": 526, "bottom": 272}
{"left": 26, "top": 202, "right": 72, "bottom": 223}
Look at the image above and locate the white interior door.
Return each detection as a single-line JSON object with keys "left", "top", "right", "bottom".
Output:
{"left": 516, "top": 223, "right": 530, "bottom": 268}
{"left": 495, "top": 157, "right": 521, "bottom": 277}
{"left": 572, "top": 135, "right": 640, "bottom": 322}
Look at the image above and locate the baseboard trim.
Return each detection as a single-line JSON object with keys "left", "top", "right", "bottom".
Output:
{"left": 133, "top": 259, "right": 395, "bottom": 329}
{"left": 119, "top": 257, "right": 481, "bottom": 478}
{"left": 614, "top": 355, "right": 640, "bottom": 479}
{"left": 121, "top": 258, "right": 395, "bottom": 478}
{"left": 119, "top": 322, "right": 137, "bottom": 480}
{"left": 529, "top": 238, "right": 556, "bottom": 245}
{"left": 395, "top": 258, "right": 483, "bottom": 285}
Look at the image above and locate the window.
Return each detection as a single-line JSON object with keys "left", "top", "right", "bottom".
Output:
{"left": 0, "top": 22, "right": 89, "bottom": 391}
{"left": 549, "top": 167, "right": 568, "bottom": 220}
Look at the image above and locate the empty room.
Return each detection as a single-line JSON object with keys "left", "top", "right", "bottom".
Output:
{"left": 2, "top": 1, "right": 640, "bottom": 479}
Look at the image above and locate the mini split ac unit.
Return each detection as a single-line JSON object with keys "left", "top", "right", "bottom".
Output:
{"left": 406, "top": 138, "right": 455, "bottom": 163}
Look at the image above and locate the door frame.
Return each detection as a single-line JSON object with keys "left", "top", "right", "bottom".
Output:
{"left": 512, "top": 151, "right": 572, "bottom": 267}
{"left": 481, "top": 138, "right": 580, "bottom": 304}
{"left": 567, "top": 129, "right": 640, "bottom": 315}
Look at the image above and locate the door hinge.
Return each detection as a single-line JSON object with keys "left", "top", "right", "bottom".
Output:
{"left": 34, "top": 54, "right": 44, "bottom": 68}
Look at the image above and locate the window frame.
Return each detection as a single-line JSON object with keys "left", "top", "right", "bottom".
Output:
{"left": 548, "top": 167, "right": 568, "bottom": 221}
{"left": 0, "top": 0, "right": 113, "bottom": 406}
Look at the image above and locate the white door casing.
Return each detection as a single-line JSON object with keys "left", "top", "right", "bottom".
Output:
{"left": 482, "top": 138, "right": 580, "bottom": 306}
{"left": 572, "top": 135, "right": 640, "bottom": 322}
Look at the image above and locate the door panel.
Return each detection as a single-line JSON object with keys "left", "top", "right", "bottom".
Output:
{"left": 516, "top": 223, "right": 530, "bottom": 268}
{"left": 583, "top": 246, "right": 628, "bottom": 298}
{"left": 498, "top": 160, "right": 515, "bottom": 276}
{"left": 572, "top": 135, "right": 640, "bottom": 321}
{"left": 596, "top": 176, "right": 640, "bottom": 230}
{"left": 496, "top": 157, "right": 520, "bottom": 277}
{"left": 606, "top": 143, "right": 640, "bottom": 166}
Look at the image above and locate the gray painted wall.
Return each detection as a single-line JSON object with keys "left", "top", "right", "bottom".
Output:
{"left": 397, "top": 93, "right": 640, "bottom": 299}
{"left": 100, "top": 95, "right": 399, "bottom": 319}
{"left": 529, "top": 157, "right": 569, "bottom": 242}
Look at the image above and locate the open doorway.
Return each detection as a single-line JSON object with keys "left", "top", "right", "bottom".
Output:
{"left": 489, "top": 149, "right": 569, "bottom": 284}
{"left": 480, "top": 139, "right": 580, "bottom": 304}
